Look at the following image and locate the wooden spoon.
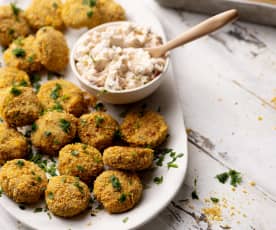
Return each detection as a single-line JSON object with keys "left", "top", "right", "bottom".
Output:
{"left": 146, "top": 9, "right": 239, "bottom": 58}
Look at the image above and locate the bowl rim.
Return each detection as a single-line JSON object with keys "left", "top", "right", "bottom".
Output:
{"left": 70, "top": 21, "right": 170, "bottom": 94}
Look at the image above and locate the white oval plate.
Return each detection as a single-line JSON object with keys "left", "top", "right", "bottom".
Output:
{"left": 0, "top": 0, "right": 188, "bottom": 229}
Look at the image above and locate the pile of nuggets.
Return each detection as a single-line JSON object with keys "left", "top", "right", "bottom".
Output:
{"left": 0, "top": 1, "right": 169, "bottom": 218}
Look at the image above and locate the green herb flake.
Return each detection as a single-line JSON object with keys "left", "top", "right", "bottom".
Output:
{"left": 0, "top": 118, "right": 3, "bottom": 123}
{"left": 44, "top": 131, "right": 52, "bottom": 137}
{"left": 71, "top": 150, "right": 79, "bottom": 156}
{"left": 52, "top": 101, "right": 63, "bottom": 112}
{"left": 167, "top": 162, "right": 178, "bottom": 169}
{"left": 50, "top": 83, "right": 62, "bottom": 99}
{"left": 122, "top": 217, "right": 129, "bottom": 223}
{"left": 153, "top": 176, "right": 163, "bottom": 185}
{"left": 0, "top": 188, "right": 2, "bottom": 197}
{"left": 10, "top": 86, "right": 21, "bottom": 96}
{"left": 47, "top": 212, "right": 52, "bottom": 220}
{"left": 229, "top": 170, "right": 242, "bottom": 187}
{"left": 118, "top": 193, "right": 127, "bottom": 203}
{"left": 8, "top": 28, "right": 15, "bottom": 36}
{"left": 34, "top": 176, "right": 42, "bottom": 182}
{"left": 33, "top": 82, "right": 41, "bottom": 93}
{"left": 47, "top": 163, "right": 57, "bottom": 177}
{"left": 16, "top": 160, "right": 24, "bottom": 168}
{"left": 27, "top": 55, "right": 34, "bottom": 63}
{"left": 109, "top": 175, "right": 121, "bottom": 191}
{"left": 77, "top": 165, "right": 84, "bottom": 172}
{"left": 74, "top": 181, "right": 84, "bottom": 193}
{"left": 52, "top": 2, "right": 58, "bottom": 9}
{"left": 10, "top": 3, "right": 21, "bottom": 16}
{"left": 34, "top": 207, "right": 43, "bottom": 213}
{"left": 210, "top": 197, "right": 219, "bottom": 203}
{"left": 191, "top": 190, "right": 199, "bottom": 200}
{"left": 95, "top": 115, "right": 104, "bottom": 128}
{"left": 18, "top": 80, "right": 28, "bottom": 87}
{"left": 113, "top": 129, "right": 122, "bottom": 140}
{"left": 12, "top": 47, "right": 26, "bottom": 58}
{"left": 87, "top": 10, "right": 93, "bottom": 18}
{"left": 59, "top": 119, "right": 70, "bottom": 133}
{"left": 48, "top": 192, "right": 54, "bottom": 200}
{"left": 31, "top": 123, "right": 37, "bottom": 132}
{"left": 83, "top": 0, "right": 97, "bottom": 7}
{"left": 94, "top": 102, "right": 105, "bottom": 111}
{"left": 216, "top": 172, "right": 229, "bottom": 184}
{"left": 19, "top": 204, "right": 26, "bottom": 210}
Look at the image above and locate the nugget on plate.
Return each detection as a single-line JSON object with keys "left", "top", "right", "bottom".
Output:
{"left": 98, "top": 0, "right": 126, "bottom": 23}
{"left": 0, "top": 123, "right": 28, "bottom": 165}
{"left": 0, "top": 86, "right": 41, "bottom": 127}
{"left": 37, "top": 79, "right": 86, "bottom": 117}
{"left": 93, "top": 170, "right": 142, "bottom": 213}
{"left": 0, "top": 159, "right": 48, "bottom": 204}
{"left": 3, "top": 35, "right": 42, "bottom": 73}
{"left": 45, "top": 175, "right": 90, "bottom": 217}
{"left": 61, "top": 0, "right": 102, "bottom": 28}
{"left": 103, "top": 146, "right": 154, "bottom": 171}
{"left": 25, "top": 0, "right": 64, "bottom": 30}
{"left": 78, "top": 112, "right": 119, "bottom": 150}
{"left": 0, "top": 67, "right": 31, "bottom": 89}
{"left": 31, "top": 111, "right": 78, "bottom": 155}
{"left": 120, "top": 110, "right": 168, "bottom": 148}
{"left": 58, "top": 143, "right": 103, "bottom": 183}
{"left": 35, "top": 27, "right": 69, "bottom": 72}
{"left": 0, "top": 4, "right": 31, "bottom": 47}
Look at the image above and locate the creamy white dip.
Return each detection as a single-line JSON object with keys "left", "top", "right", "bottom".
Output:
{"left": 74, "top": 22, "right": 166, "bottom": 91}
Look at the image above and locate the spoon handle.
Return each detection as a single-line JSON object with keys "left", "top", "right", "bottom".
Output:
{"left": 160, "top": 9, "right": 238, "bottom": 54}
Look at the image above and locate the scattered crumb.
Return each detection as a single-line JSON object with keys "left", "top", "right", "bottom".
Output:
{"left": 202, "top": 205, "right": 223, "bottom": 222}
{"left": 258, "top": 116, "right": 263, "bottom": 121}
{"left": 218, "top": 98, "right": 223, "bottom": 102}
{"left": 242, "top": 214, "right": 247, "bottom": 218}
{"left": 249, "top": 181, "right": 256, "bottom": 186}
{"left": 188, "top": 204, "right": 194, "bottom": 210}
{"left": 186, "top": 128, "right": 192, "bottom": 135}
{"left": 242, "top": 189, "right": 248, "bottom": 194}
{"left": 237, "top": 220, "right": 241, "bottom": 224}
{"left": 87, "top": 221, "right": 92, "bottom": 226}
{"left": 232, "top": 187, "right": 236, "bottom": 192}
{"left": 204, "top": 198, "right": 210, "bottom": 203}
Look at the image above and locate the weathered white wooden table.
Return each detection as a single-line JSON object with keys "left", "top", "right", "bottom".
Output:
{"left": 1, "top": 0, "right": 276, "bottom": 229}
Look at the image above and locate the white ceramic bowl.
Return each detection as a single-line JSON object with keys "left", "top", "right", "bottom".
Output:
{"left": 70, "top": 21, "right": 169, "bottom": 104}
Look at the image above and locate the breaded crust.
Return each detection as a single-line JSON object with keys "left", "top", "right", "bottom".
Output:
{"left": 31, "top": 111, "right": 78, "bottom": 156}
{"left": 78, "top": 112, "right": 119, "bottom": 150}
{"left": 93, "top": 170, "right": 142, "bottom": 213}
{"left": 35, "top": 27, "right": 69, "bottom": 72}
{"left": 45, "top": 175, "right": 90, "bottom": 217}
{"left": 0, "top": 159, "right": 48, "bottom": 204}
{"left": 0, "top": 5, "right": 31, "bottom": 47}
{"left": 98, "top": 0, "right": 126, "bottom": 23}
{"left": 103, "top": 146, "right": 154, "bottom": 170}
{"left": 0, "top": 123, "right": 28, "bottom": 164}
{"left": 37, "top": 79, "right": 86, "bottom": 117}
{"left": 0, "top": 86, "right": 41, "bottom": 127}
{"left": 3, "top": 35, "right": 42, "bottom": 73}
{"left": 120, "top": 110, "right": 168, "bottom": 148}
{"left": 58, "top": 143, "right": 103, "bottom": 183}
{"left": 25, "top": 0, "right": 64, "bottom": 30}
{"left": 0, "top": 67, "right": 31, "bottom": 89}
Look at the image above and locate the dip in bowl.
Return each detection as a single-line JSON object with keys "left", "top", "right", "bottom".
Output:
{"left": 71, "top": 21, "right": 169, "bottom": 104}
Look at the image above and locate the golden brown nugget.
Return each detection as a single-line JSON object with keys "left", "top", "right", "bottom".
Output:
{"left": 0, "top": 4, "right": 31, "bottom": 47}
{"left": 45, "top": 176, "right": 90, "bottom": 217}
{"left": 31, "top": 111, "right": 78, "bottom": 156}
{"left": 25, "top": 0, "right": 64, "bottom": 30}
{"left": 93, "top": 170, "right": 142, "bottom": 213}
{"left": 35, "top": 27, "right": 69, "bottom": 72}
{"left": 0, "top": 159, "right": 48, "bottom": 204}
{"left": 120, "top": 110, "right": 168, "bottom": 148}
{"left": 37, "top": 79, "right": 86, "bottom": 117}
{"left": 103, "top": 146, "right": 154, "bottom": 171}
{"left": 0, "top": 123, "right": 28, "bottom": 165}
{"left": 78, "top": 112, "right": 119, "bottom": 150}
{"left": 0, "top": 67, "right": 31, "bottom": 89}
{"left": 0, "top": 86, "right": 41, "bottom": 127}
{"left": 58, "top": 143, "right": 103, "bottom": 183}
{"left": 3, "top": 36, "right": 42, "bottom": 73}
{"left": 61, "top": 0, "right": 102, "bottom": 28}
{"left": 98, "top": 0, "right": 126, "bottom": 23}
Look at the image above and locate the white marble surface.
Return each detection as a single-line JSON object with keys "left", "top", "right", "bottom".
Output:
{"left": 1, "top": 0, "right": 276, "bottom": 229}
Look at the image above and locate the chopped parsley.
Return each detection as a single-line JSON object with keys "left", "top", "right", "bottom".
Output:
{"left": 77, "top": 165, "right": 84, "bottom": 172}
{"left": 153, "top": 176, "right": 163, "bottom": 185}
{"left": 118, "top": 193, "right": 127, "bottom": 203}
{"left": 8, "top": 28, "right": 15, "bottom": 36}
{"left": 50, "top": 83, "right": 62, "bottom": 99}
{"left": 0, "top": 118, "right": 3, "bottom": 123}
{"left": 113, "top": 129, "right": 122, "bottom": 140}
{"left": 122, "top": 217, "right": 129, "bottom": 223}
{"left": 16, "top": 160, "right": 24, "bottom": 168}
{"left": 31, "top": 123, "right": 37, "bottom": 132}
{"left": 94, "top": 102, "right": 105, "bottom": 111}
{"left": 59, "top": 119, "right": 70, "bottom": 133}
{"left": 87, "top": 10, "right": 93, "bottom": 18}
{"left": 44, "top": 131, "right": 52, "bottom": 137}
{"left": 95, "top": 115, "right": 104, "bottom": 128}
{"left": 154, "top": 148, "right": 184, "bottom": 169}
{"left": 191, "top": 177, "right": 199, "bottom": 200}
{"left": 52, "top": 101, "right": 63, "bottom": 112}
{"left": 0, "top": 188, "right": 2, "bottom": 197}
{"left": 210, "top": 197, "right": 219, "bottom": 203}
{"left": 47, "top": 192, "right": 54, "bottom": 200}
{"left": 12, "top": 48, "right": 26, "bottom": 58}
{"left": 18, "top": 80, "right": 28, "bottom": 87}
{"left": 34, "top": 207, "right": 43, "bottom": 213}
{"left": 74, "top": 181, "right": 84, "bottom": 193}
{"left": 19, "top": 204, "right": 26, "bottom": 210}
{"left": 215, "top": 170, "right": 242, "bottom": 187}
{"left": 34, "top": 176, "right": 42, "bottom": 182}
{"left": 52, "top": 2, "right": 58, "bottom": 9}
{"left": 71, "top": 150, "right": 79, "bottom": 156}
{"left": 109, "top": 175, "right": 121, "bottom": 191}
{"left": 10, "top": 3, "right": 21, "bottom": 16}
{"left": 83, "top": 0, "right": 97, "bottom": 7}
{"left": 27, "top": 55, "right": 34, "bottom": 63}
{"left": 47, "top": 163, "right": 57, "bottom": 177}
{"left": 10, "top": 86, "right": 21, "bottom": 96}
